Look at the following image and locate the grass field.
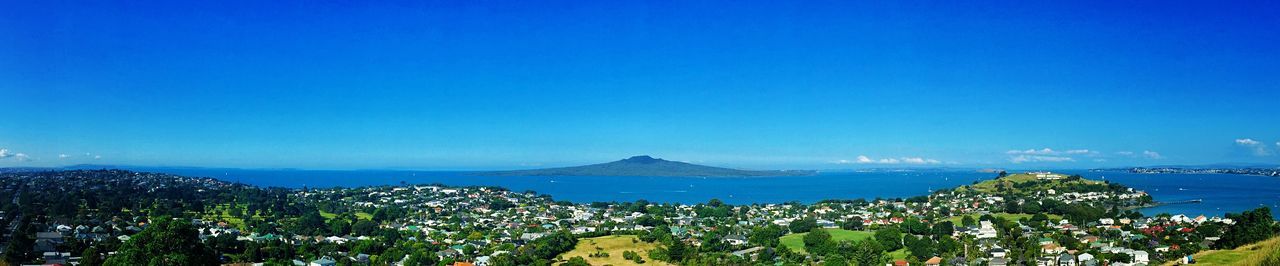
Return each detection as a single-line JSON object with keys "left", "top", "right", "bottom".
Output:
{"left": 557, "top": 235, "right": 673, "bottom": 266}
{"left": 945, "top": 212, "right": 1062, "bottom": 224}
{"left": 959, "top": 173, "right": 1102, "bottom": 194}
{"left": 779, "top": 229, "right": 875, "bottom": 253}
{"left": 319, "top": 209, "right": 374, "bottom": 220}
{"left": 1163, "top": 236, "right": 1280, "bottom": 265}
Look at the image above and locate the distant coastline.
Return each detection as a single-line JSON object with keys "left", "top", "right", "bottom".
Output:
{"left": 1092, "top": 167, "right": 1280, "bottom": 177}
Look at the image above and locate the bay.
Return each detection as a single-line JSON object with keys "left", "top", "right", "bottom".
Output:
{"left": 136, "top": 167, "right": 1280, "bottom": 218}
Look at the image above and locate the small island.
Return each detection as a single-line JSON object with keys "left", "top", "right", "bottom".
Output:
{"left": 478, "top": 155, "right": 816, "bottom": 177}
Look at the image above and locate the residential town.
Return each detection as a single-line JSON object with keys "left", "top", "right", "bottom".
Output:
{"left": 0, "top": 170, "right": 1274, "bottom": 266}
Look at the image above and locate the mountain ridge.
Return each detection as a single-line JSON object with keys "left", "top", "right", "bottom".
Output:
{"left": 477, "top": 155, "right": 816, "bottom": 177}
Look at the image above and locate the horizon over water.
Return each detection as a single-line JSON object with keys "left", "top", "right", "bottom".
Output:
{"left": 127, "top": 167, "right": 1280, "bottom": 219}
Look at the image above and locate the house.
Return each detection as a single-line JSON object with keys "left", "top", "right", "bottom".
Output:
{"left": 1057, "top": 253, "right": 1076, "bottom": 266}
{"left": 893, "top": 259, "right": 910, "bottom": 266}
{"left": 1078, "top": 253, "right": 1097, "bottom": 266}
{"left": 990, "top": 247, "right": 1007, "bottom": 258}
{"left": 730, "top": 246, "right": 764, "bottom": 260}
{"left": 976, "top": 220, "right": 998, "bottom": 239}
{"left": 310, "top": 256, "right": 337, "bottom": 266}
{"left": 724, "top": 234, "right": 748, "bottom": 245}
{"left": 1132, "top": 251, "right": 1149, "bottom": 264}
{"left": 989, "top": 257, "right": 1008, "bottom": 266}
{"left": 925, "top": 256, "right": 942, "bottom": 265}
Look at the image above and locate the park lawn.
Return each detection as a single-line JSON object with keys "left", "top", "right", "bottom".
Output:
{"left": 888, "top": 248, "right": 910, "bottom": 260}
{"left": 946, "top": 212, "right": 1062, "bottom": 224}
{"left": 320, "top": 209, "right": 374, "bottom": 220}
{"left": 779, "top": 229, "right": 875, "bottom": 253}
{"left": 556, "top": 235, "right": 672, "bottom": 266}
{"left": 964, "top": 173, "right": 1103, "bottom": 194}
{"left": 319, "top": 209, "right": 338, "bottom": 219}
{"left": 201, "top": 204, "right": 248, "bottom": 229}
{"left": 1164, "top": 236, "right": 1280, "bottom": 266}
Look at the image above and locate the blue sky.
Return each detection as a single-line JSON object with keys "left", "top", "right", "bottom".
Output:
{"left": 2, "top": 1, "right": 1278, "bottom": 170}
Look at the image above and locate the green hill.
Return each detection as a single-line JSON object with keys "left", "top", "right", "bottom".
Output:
{"left": 779, "top": 229, "right": 874, "bottom": 253}
{"left": 480, "top": 155, "right": 815, "bottom": 177}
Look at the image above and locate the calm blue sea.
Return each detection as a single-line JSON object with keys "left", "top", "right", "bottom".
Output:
{"left": 137, "top": 168, "right": 1280, "bottom": 218}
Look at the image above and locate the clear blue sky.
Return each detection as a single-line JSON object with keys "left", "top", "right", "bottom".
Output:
{"left": 2, "top": 1, "right": 1278, "bottom": 170}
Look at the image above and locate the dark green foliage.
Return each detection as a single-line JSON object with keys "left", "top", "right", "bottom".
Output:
{"left": 104, "top": 218, "right": 220, "bottom": 266}
{"left": 804, "top": 228, "right": 834, "bottom": 255}
{"left": 844, "top": 239, "right": 886, "bottom": 266}
{"left": 1217, "top": 207, "right": 1279, "bottom": 249}
{"left": 564, "top": 256, "right": 592, "bottom": 266}
{"left": 874, "top": 226, "right": 903, "bottom": 251}
{"left": 789, "top": 217, "right": 818, "bottom": 233}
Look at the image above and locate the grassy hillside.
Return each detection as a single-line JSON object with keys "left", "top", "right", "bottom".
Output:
{"left": 956, "top": 173, "right": 1103, "bottom": 195}
{"left": 557, "top": 235, "right": 673, "bottom": 266}
{"left": 779, "top": 229, "right": 875, "bottom": 253}
{"left": 1163, "top": 236, "right": 1280, "bottom": 265}
{"left": 945, "top": 212, "right": 1063, "bottom": 224}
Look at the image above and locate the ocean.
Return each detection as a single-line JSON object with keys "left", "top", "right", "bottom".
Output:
{"left": 137, "top": 168, "right": 1280, "bottom": 218}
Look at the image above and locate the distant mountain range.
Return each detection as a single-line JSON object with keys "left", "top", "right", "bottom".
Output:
{"left": 478, "top": 155, "right": 816, "bottom": 177}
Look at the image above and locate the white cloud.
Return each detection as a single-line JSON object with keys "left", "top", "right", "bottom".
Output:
{"left": 847, "top": 155, "right": 941, "bottom": 165}
{"left": 59, "top": 154, "right": 70, "bottom": 159}
{"left": 1007, "top": 148, "right": 1057, "bottom": 155}
{"left": 901, "top": 157, "right": 927, "bottom": 164}
{"left": 1116, "top": 151, "right": 1135, "bottom": 156}
{"left": 13, "top": 153, "right": 29, "bottom": 162}
{"left": 1235, "top": 138, "right": 1271, "bottom": 156}
{"left": 94, "top": 155, "right": 101, "bottom": 160}
{"left": 1143, "top": 150, "right": 1163, "bottom": 159}
{"left": 1065, "top": 149, "right": 1096, "bottom": 155}
{"left": 0, "top": 148, "right": 11, "bottom": 159}
{"left": 1009, "top": 155, "right": 1075, "bottom": 163}
{"left": 1236, "top": 138, "right": 1261, "bottom": 145}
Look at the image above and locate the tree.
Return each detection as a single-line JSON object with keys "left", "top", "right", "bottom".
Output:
{"left": 1217, "top": 207, "right": 1279, "bottom": 249}
{"left": 933, "top": 221, "right": 955, "bottom": 237}
{"left": 352, "top": 220, "right": 378, "bottom": 236}
{"left": 847, "top": 239, "right": 886, "bottom": 266}
{"left": 804, "top": 228, "right": 834, "bottom": 255}
{"left": 104, "top": 218, "right": 219, "bottom": 266}
{"left": 822, "top": 254, "right": 849, "bottom": 266}
{"left": 749, "top": 224, "right": 785, "bottom": 247}
{"left": 790, "top": 217, "right": 818, "bottom": 233}
{"left": 80, "top": 246, "right": 105, "bottom": 266}
{"left": 874, "top": 227, "right": 903, "bottom": 251}
{"left": 961, "top": 215, "right": 976, "bottom": 228}
{"left": 903, "top": 234, "right": 935, "bottom": 260}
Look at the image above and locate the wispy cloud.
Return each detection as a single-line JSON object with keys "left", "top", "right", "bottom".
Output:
{"left": 59, "top": 154, "right": 70, "bottom": 159}
{"left": 1007, "top": 148, "right": 1058, "bottom": 155}
{"left": 1009, "top": 155, "right": 1075, "bottom": 163}
{"left": 1006, "top": 147, "right": 1097, "bottom": 163}
{"left": 1142, "top": 150, "right": 1163, "bottom": 159}
{"left": 1235, "top": 138, "right": 1272, "bottom": 156}
{"left": 843, "top": 155, "right": 941, "bottom": 165}
{"left": 14, "top": 153, "right": 30, "bottom": 161}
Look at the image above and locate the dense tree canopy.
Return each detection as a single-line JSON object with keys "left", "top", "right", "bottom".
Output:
{"left": 104, "top": 217, "right": 220, "bottom": 266}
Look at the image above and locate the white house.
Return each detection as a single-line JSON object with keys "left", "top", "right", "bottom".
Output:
{"left": 1132, "top": 251, "right": 1149, "bottom": 264}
